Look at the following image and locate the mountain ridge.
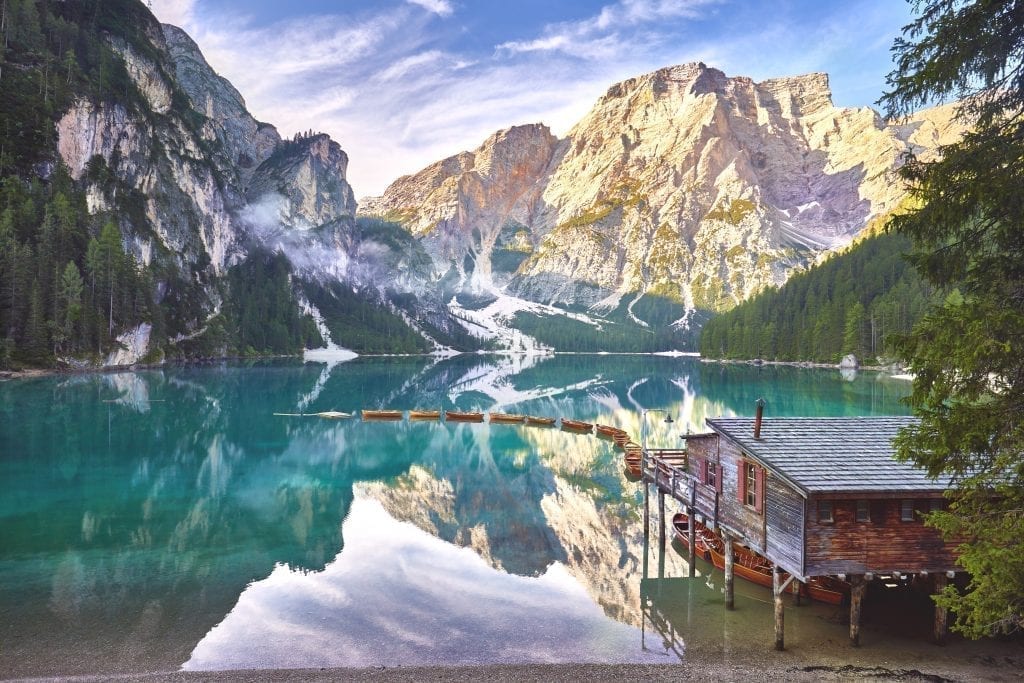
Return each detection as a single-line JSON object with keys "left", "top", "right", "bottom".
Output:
{"left": 361, "top": 62, "right": 965, "bottom": 325}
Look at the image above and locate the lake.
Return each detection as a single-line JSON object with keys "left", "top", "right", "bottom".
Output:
{"left": 0, "top": 355, "right": 932, "bottom": 676}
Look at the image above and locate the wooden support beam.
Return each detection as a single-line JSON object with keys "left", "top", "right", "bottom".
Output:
{"left": 657, "top": 490, "right": 666, "bottom": 579}
{"left": 643, "top": 483, "right": 650, "bottom": 540}
{"left": 773, "top": 566, "right": 785, "bottom": 651}
{"left": 658, "top": 491, "right": 666, "bottom": 555}
{"left": 724, "top": 532, "right": 735, "bottom": 610}
{"left": 933, "top": 573, "right": 948, "bottom": 645}
{"left": 642, "top": 483, "right": 650, "bottom": 580}
{"left": 687, "top": 505, "right": 696, "bottom": 578}
{"left": 849, "top": 574, "right": 867, "bottom": 647}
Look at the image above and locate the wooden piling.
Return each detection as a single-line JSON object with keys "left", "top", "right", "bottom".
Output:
{"left": 642, "top": 483, "right": 650, "bottom": 580}
{"left": 687, "top": 508, "right": 696, "bottom": 578}
{"left": 933, "top": 573, "right": 948, "bottom": 645}
{"left": 658, "top": 491, "right": 666, "bottom": 557}
{"left": 849, "top": 574, "right": 867, "bottom": 647}
{"left": 724, "top": 532, "right": 735, "bottom": 610}
{"left": 688, "top": 487, "right": 697, "bottom": 577}
{"left": 773, "top": 567, "right": 785, "bottom": 651}
{"left": 643, "top": 483, "right": 650, "bottom": 540}
{"left": 657, "top": 490, "right": 666, "bottom": 579}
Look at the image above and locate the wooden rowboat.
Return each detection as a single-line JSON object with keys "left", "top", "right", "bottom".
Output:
{"left": 624, "top": 450, "right": 642, "bottom": 476}
{"left": 671, "top": 512, "right": 712, "bottom": 561}
{"left": 613, "top": 432, "right": 632, "bottom": 447}
{"left": 362, "top": 409, "right": 403, "bottom": 420}
{"left": 525, "top": 415, "right": 556, "bottom": 426}
{"left": 409, "top": 410, "right": 441, "bottom": 421}
{"left": 560, "top": 418, "right": 594, "bottom": 433}
{"left": 596, "top": 424, "right": 625, "bottom": 439}
{"left": 681, "top": 514, "right": 848, "bottom": 604}
{"left": 445, "top": 411, "right": 484, "bottom": 422}
{"left": 489, "top": 412, "right": 526, "bottom": 424}
{"left": 806, "top": 576, "right": 849, "bottom": 605}
{"left": 273, "top": 411, "right": 352, "bottom": 419}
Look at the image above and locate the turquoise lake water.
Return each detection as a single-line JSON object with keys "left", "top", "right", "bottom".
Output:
{"left": 0, "top": 355, "right": 917, "bottom": 676}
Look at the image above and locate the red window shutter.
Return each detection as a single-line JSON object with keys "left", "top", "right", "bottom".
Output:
{"left": 737, "top": 462, "right": 747, "bottom": 504}
{"left": 755, "top": 466, "right": 765, "bottom": 514}
{"left": 715, "top": 464, "right": 723, "bottom": 494}
{"left": 696, "top": 457, "right": 706, "bottom": 485}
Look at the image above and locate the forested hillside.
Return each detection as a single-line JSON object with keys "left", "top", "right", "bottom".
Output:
{"left": 0, "top": 0, "right": 452, "bottom": 368}
{"left": 0, "top": 0, "right": 169, "bottom": 367}
{"left": 699, "top": 231, "right": 934, "bottom": 363}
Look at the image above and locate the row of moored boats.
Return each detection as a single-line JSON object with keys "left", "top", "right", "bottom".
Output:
{"left": 672, "top": 512, "right": 851, "bottom": 605}
{"left": 361, "top": 410, "right": 608, "bottom": 432}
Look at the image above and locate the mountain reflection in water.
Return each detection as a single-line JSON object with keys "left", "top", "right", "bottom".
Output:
{"left": 0, "top": 354, "right": 911, "bottom": 676}
{"left": 185, "top": 496, "right": 672, "bottom": 669}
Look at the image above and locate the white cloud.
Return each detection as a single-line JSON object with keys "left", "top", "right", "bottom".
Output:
{"left": 148, "top": 0, "right": 197, "bottom": 28}
{"left": 158, "top": 0, "right": 910, "bottom": 197}
{"left": 498, "top": 0, "right": 719, "bottom": 59}
{"left": 406, "top": 0, "right": 454, "bottom": 17}
{"left": 375, "top": 50, "right": 446, "bottom": 82}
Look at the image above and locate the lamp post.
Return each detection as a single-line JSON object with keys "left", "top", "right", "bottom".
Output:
{"left": 640, "top": 409, "right": 674, "bottom": 452}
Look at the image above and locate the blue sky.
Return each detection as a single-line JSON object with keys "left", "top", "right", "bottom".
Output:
{"left": 150, "top": 0, "right": 915, "bottom": 196}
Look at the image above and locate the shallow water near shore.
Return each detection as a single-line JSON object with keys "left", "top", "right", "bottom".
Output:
{"left": 1, "top": 355, "right": 1018, "bottom": 679}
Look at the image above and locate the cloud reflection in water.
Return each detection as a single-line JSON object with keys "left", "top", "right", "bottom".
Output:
{"left": 184, "top": 495, "right": 678, "bottom": 669}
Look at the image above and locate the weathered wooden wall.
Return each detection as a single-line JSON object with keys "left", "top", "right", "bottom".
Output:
{"left": 716, "top": 437, "right": 766, "bottom": 552}
{"left": 804, "top": 496, "right": 958, "bottom": 575}
{"left": 684, "top": 434, "right": 720, "bottom": 520}
{"left": 765, "top": 474, "right": 805, "bottom": 577}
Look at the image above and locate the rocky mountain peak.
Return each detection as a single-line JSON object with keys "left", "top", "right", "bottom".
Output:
{"left": 358, "top": 123, "right": 559, "bottom": 293}
{"left": 246, "top": 132, "right": 357, "bottom": 230}
{"left": 366, "top": 62, "right": 966, "bottom": 320}
{"left": 162, "top": 24, "right": 281, "bottom": 186}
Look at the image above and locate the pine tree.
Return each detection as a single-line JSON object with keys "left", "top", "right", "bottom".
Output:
{"left": 880, "top": 0, "right": 1024, "bottom": 637}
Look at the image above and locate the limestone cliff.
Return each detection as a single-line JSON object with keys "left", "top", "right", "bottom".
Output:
{"left": 50, "top": 9, "right": 374, "bottom": 358}
{"left": 363, "top": 62, "right": 966, "bottom": 320}
{"left": 362, "top": 124, "right": 559, "bottom": 294}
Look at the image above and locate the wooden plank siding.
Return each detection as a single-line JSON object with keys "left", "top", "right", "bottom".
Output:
{"left": 716, "top": 437, "right": 767, "bottom": 553}
{"left": 681, "top": 420, "right": 960, "bottom": 580}
{"left": 684, "top": 434, "right": 720, "bottom": 521}
{"left": 805, "top": 496, "right": 958, "bottom": 575}
{"left": 765, "top": 474, "right": 805, "bottom": 577}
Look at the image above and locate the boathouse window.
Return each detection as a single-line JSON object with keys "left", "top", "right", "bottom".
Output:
{"left": 738, "top": 460, "right": 764, "bottom": 513}
{"left": 856, "top": 499, "right": 870, "bottom": 523}
{"left": 900, "top": 499, "right": 915, "bottom": 522}
{"left": 817, "top": 500, "right": 834, "bottom": 523}
{"left": 705, "top": 460, "right": 717, "bottom": 490}
{"left": 929, "top": 498, "right": 945, "bottom": 513}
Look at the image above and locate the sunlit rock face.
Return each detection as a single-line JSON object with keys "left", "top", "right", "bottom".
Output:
{"left": 360, "top": 124, "right": 560, "bottom": 295}
{"left": 364, "top": 63, "right": 964, "bottom": 316}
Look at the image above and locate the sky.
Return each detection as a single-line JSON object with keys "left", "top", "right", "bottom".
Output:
{"left": 149, "top": 0, "right": 916, "bottom": 197}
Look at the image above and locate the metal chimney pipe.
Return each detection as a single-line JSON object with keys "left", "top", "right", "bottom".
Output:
{"left": 754, "top": 398, "right": 766, "bottom": 439}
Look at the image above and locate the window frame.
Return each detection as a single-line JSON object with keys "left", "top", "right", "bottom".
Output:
{"left": 817, "top": 499, "right": 834, "bottom": 524}
{"left": 744, "top": 462, "right": 757, "bottom": 508}
{"left": 856, "top": 499, "right": 870, "bottom": 523}
{"left": 705, "top": 460, "right": 717, "bottom": 490}
{"left": 900, "top": 499, "right": 915, "bottom": 522}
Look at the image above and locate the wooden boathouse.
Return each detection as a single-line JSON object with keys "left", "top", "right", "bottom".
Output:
{"left": 642, "top": 407, "right": 959, "bottom": 649}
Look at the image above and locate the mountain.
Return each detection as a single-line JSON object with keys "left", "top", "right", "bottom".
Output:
{"left": 0, "top": 0, "right": 473, "bottom": 369}
{"left": 362, "top": 63, "right": 965, "bottom": 342}
{"left": 0, "top": 2, "right": 966, "bottom": 367}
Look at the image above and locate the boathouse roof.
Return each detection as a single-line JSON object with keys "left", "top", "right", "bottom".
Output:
{"left": 705, "top": 416, "right": 950, "bottom": 496}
